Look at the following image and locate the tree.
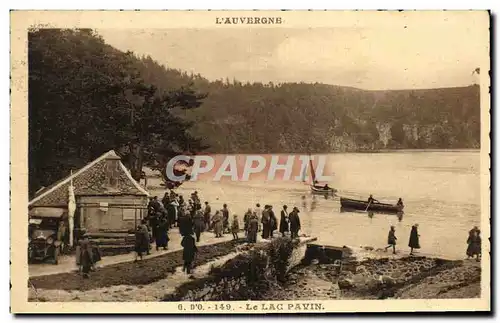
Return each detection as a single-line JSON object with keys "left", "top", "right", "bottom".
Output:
{"left": 28, "top": 28, "right": 207, "bottom": 196}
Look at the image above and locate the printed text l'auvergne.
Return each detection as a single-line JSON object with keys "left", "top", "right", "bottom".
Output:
{"left": 216, "top": 17, "right": 283, "bottom": 25}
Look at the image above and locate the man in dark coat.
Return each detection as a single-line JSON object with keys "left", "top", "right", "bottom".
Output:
{"left": 261, "top": 205, "right": 271, "bottom": 239}
{"left": 222, "top": 204, "right": 230, "bottom": 234}
{"left": 166, "top": 200, "right": 178, "bottom": 229}
{"left": 181, "top": 234, "right": 198, "bottom": 275}
{"left": 154, "top": 217, "right": 169, "bottom": 251}
{"left": 268, "top": 205, "right": 277, "bottom": 238}
{"left": 178, "top": 213, "right": 194, "bottom": 237}
{"left": 192, "top": 210, "right": 205, "bottom": 242}
{"left": 289, "top": 207, "right": 301, "bottom": 239}
{"left": 247, "top": 214, "right": 259, "bottom": 243}
{"left": 203, "top": 201, "right": 212, "bottom": 230}
{"left": 279, "top": 205, "right": 289, "bottom": 237}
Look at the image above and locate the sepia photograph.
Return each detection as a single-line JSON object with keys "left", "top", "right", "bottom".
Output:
{"left": 10, "top": 10, "right": 490, "bottom": 313}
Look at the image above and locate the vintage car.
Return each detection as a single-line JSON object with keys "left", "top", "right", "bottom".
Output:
{"left": 28, "top": 207, "right": 67, "bottom": 264}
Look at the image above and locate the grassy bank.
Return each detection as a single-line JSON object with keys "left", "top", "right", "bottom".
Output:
{"left": 29, "top": 239, "right": 244, "bottom": 291}
{"left": 163, "top": 237, "right": 300, "bottom": 301}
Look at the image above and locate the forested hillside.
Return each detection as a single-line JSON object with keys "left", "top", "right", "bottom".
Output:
{"left": 28, "top": 28, "right": 480, "bottom": 196}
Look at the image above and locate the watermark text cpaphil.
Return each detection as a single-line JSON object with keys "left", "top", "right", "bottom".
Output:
{"left": 166, "top": 154, "right": 333, "bottom": 182}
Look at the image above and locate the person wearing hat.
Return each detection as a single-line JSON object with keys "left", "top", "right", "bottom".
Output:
{"left": 289, "top": 207, "right": 301, "bottom": 239}
{"left": 231, "top": 214, "right": 240, "bottom": 240}
{"left": 384, "top": 226, "right": 397, "bottom": 254}
{"left": 279, "top": 205, "right": 289, "bottom": 237}
{"left": 78, "top": 233, "right": 93, "bottom": 278}
{"left": 466, "top": 226, "right": 481, "bottom": 261}
{"left": 408, "top": 224, "right": 420, "bottom": 255}
{"left": 247, "top": 213, "right": 259, "bottom": 243}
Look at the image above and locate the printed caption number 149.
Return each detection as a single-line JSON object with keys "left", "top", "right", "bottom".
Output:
{"left": 178, "top": 304, "right": 232, "bottom": 311}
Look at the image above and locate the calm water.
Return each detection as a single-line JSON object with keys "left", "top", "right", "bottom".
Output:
{"left": 150, "top": 151, "right": 481, "bottom": 259}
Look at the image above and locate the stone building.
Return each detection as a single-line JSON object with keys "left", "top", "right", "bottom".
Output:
{"left": 29, "top": 150, "right": 150, "bottom": 238}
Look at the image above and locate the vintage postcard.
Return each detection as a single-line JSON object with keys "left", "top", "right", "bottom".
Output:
{"left": 11, "top": 10, "right": 490, "bottom": 313}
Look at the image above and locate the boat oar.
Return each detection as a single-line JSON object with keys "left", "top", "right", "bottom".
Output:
{"left": 365, "top": 200, "right": 372, "bottom": 212}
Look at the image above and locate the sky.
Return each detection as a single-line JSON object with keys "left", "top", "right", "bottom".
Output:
{"left": 97, "top": 22, "right": 487, "bottom": 90}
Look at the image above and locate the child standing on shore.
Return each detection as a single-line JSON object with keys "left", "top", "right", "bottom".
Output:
{"left": 384, "top": 226, "right": 397, "bottom": 254}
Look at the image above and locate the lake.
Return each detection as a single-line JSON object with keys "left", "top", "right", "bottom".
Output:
{"left": 149, "top": 151, "right": 481, "bottom": 259}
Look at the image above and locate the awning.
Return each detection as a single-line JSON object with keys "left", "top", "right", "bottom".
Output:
{"left": 29, "top": 207, "right": 66, "bottom": 218}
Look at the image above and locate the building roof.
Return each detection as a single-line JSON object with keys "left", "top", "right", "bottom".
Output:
{"left": 29, "top": 150, "right": 149, "bottom": 207}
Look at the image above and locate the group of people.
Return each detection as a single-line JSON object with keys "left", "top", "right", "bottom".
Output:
{"left": 384, "top": 224, "right": 482, "bottom": 260}
{"left": 384, "top": 224, "right": 420, "bottom": 255}
{"left": 242, "top": 204, "right": 303, "bottom": 243}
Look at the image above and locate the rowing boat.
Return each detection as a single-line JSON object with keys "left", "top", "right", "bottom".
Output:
{"left": 311, "top": 185, "right": 337, "bottom": 195}
{"left": 340, "top": 197, "right": 403, "bottom": 214}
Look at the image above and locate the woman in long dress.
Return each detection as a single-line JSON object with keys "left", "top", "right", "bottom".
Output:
{"left": 135, "top": 221, "right": 150, "bottom": 261}
{"left": 212, "top": 210, "right": 223, "bottom": 238}
{"left": 408, "top": 224, "right": 420, "bottom": 255}
{"left": 466, "top": 227, "right": 481, "bottom": 261}
{"left": 154, "top": 217, "right": 169, "bottom": 250}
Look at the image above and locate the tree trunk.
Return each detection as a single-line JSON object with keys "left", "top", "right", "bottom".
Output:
{"left": 128, "top": 143, "right": 144, "bottom": 182}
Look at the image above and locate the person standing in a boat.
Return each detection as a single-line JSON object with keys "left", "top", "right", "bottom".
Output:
{"left": 397, "top": 198, "right": 404, "bottom": 207}
{"left": 384, "top": 226, "right": 397, "bottom": 254}
{"left": 367, "top": 194, "right": 379, "bottom": 204}
{"left": 279, "top": 205, "right": 289, "bottom": 237}
{"left": 408, "top": 224, "right": 421, "bottom": 255}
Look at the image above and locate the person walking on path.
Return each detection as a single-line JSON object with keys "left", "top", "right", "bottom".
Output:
{"left": 408, "top": 224, "right": 420, "bottom": 255}
{"left": 247, "top": 214, "right": 259, "bottom": 243}
{"left": 222, "top": 204, "right": 230, "bottom": 234}
{"left": 279, "top": 205, "right": 289, "bottom": 237}
{"left": 289, "top": 207, "right": 301, "bottom": 239}
{"left": 134, "top": 220, "right": 150, "bottom": 262}
{"left": 181, "top": 234, "right": 198, "bottom": 276}
{"left": 243, "top": 208, "right": 252, "bottom": 236}
{"left": 203, "top": 201, "right": 212, "bottom": 230}
{"left": 466, "top": 226, "right": 481, "bottom": 261}
{"left": 212, "top": 210, "right": 223, "bottom": 238}
{"left": 154, "top": 217, "right": 169, "bottom": 251}
{"left": 77, "top": 234, "right": 94, "bottom": 278}
{"left": 193, "top": 209, "right": 205, "bottom": 243}
{"left": 231, "top": 214, "right": 240, "bottom": 240}
{"left": 384, "top": 226, "right": 397, "bottom": 254}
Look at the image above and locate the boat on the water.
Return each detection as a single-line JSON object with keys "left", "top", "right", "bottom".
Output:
{"left": 340, "top": 197, "right": 403, "bottom": 214}
{"left": 306, "top": 154, "right": 337, "bottom": 196}
{"left": 311, "top": 184, "right": 337, "bottom": 196}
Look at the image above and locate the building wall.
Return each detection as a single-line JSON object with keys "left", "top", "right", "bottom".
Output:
{"left": 78, "top": 195, "right": 148, "bottom": 232}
